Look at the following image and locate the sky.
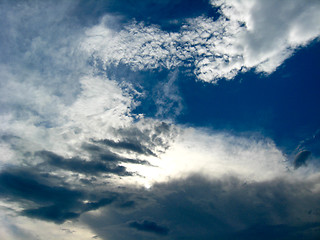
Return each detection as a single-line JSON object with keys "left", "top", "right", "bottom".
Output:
{"left": 0, "top": 0, "right": 320, "bottom": 239}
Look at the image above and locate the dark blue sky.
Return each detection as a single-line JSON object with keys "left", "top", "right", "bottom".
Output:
{"left": 73, "top": 0, "right": 219, "bottom": 31}
{"left": 177, "top": 40, "right": 320, "bottom": 152}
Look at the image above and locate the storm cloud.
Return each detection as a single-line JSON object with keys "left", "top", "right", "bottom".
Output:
{"left": 80, "top": 175, "right": 320, "bottom": 240}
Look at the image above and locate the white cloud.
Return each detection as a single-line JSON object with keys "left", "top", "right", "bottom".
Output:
{"left": 61, "top": 76, "right": 136, "bottom": 141}
{"left": 0, "top": 1, "right": 141, "bottom": 160}
{"left": 82, "top": 0, "right": 320, "bottom": 83}
{"left": 123, "top": 127, "right": 299, "bottom": 188}
{"left": 213, "top": 0, "right": 320, "bottom": 72}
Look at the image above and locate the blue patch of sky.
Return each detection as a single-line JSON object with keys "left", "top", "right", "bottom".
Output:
{"left": 177, "top": 40, "right": 320, "bottom": 154}
{"left": 72, "top": 0, "right": 220, "bottom": 31}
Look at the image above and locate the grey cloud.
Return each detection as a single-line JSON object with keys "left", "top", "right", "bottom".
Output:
{"left": 129, "top": 220, "right": 169, "bottom": 236}
{"left": 236, "top": 222, "right": 320, "bottom": 240}
{"left": 119, "top": 200, "right": 135, "bottom": 209}
{"left": 82, "top": 175, "right": 320, "bottom": 240}
{"left": 0, "top": 168, "right": 120, "bottom": 224}
{"left": 0, "top": 169, "right": 83, "bottom": 223}
{"left": 22, "top": 205, "right": 80, "bottom": 224}
{"left": 22, "top": 197, "right": 117, "bottom": 224}
{"left": 0, "top": 169, "right": 82, "bottom": 205}
{"left": 1, "top": 162, "right": 320, "bottom": 239}
{"left": 82, "top": 143, "right": 151, "bottom": 165}
{"left": 36, "top": 150, "right": 132, "bottom": 176}
{"left": 82, "top": 197, "right": 116, "bottom": 212}
{"left": 92, "top": 139, "right": 156, "bottom": 157}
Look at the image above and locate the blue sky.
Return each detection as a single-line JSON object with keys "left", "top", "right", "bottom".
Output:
{"left": 0, "top": 1, "right": 320, "bottom": 239}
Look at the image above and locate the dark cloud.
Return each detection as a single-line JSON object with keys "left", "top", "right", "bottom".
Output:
{"left": 0, "top": 168, "right": 121, "bottom": 223}
{"left": 22, "top": 197, "right": 117, "bottom": 224}
{"left": 93, "top": 139, "right": 156, "bottom": 157}
{"left": 82, "top": 143, "right": 151, "bottom": 165}
{"left": 82, "top": 175, "right": 320, "bottom": 240}
{"left": 119, "top": 200, "right": 135, "bottom": 209}
{"left": 129, "top": 220, "right": 169, "bottom": 236}
{"left": 294, "top": 150, "right": 312, "bottom": 169}
{"left": 0, "top": 169, "right": 81, "bottom": 205}
{"left": 235, "top": 223, "right": 320, "bottom": 240}
{"left": 22, "top": 205, "right": 80, "bottom": 224}
{"left": 82, "top": 197, "right": 117, "bottom": 212}
{"left": 36, "top": 150, "right": 132, "bottom": 176}
{"left": 0, "top": 169, "right": 82, "bottom": 223}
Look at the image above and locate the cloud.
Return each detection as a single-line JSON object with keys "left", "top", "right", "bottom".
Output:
{"left": 0, "top": 169, "right": 82, "bottom": 205}
{"left": 153, "top": 70, "right": 183, "bottom": 117}
{"left": 140, "top": 128, "right": 290, "bottom": 184}
{"left": 1, "top": 126, "right": 319, "bottom": 238}
{"left": 128, "top": 220, "right": 169, "bottom": 236}
{"left": 0, "top": 167, "right": 122, "bottom": 224}
{"left": 36, "top": 150, "right": 132, "bottom": 176}
{"left": 0, "top": 207, "right": 101, "bottom": 240}
{"left": 22, "top": 205, "right": 80, "bottom": 224}
{"left": 22, "top": 197, "right": 116, "bottom": 224}
{"left": 82, "top": 0, "right": 320, "bottom": 83}
{"left": 92, "top": 139, "right": 156, "bottom": 157}
{"left": 1, "top": 1, "right": 320, "bottom": 239}
{"left": 81, "top": 174, "right": 320, "bottom": 240}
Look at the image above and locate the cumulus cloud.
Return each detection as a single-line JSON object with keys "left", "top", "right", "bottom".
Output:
{"left": 83, "top": 0, "right": 320, "bottom": 83}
